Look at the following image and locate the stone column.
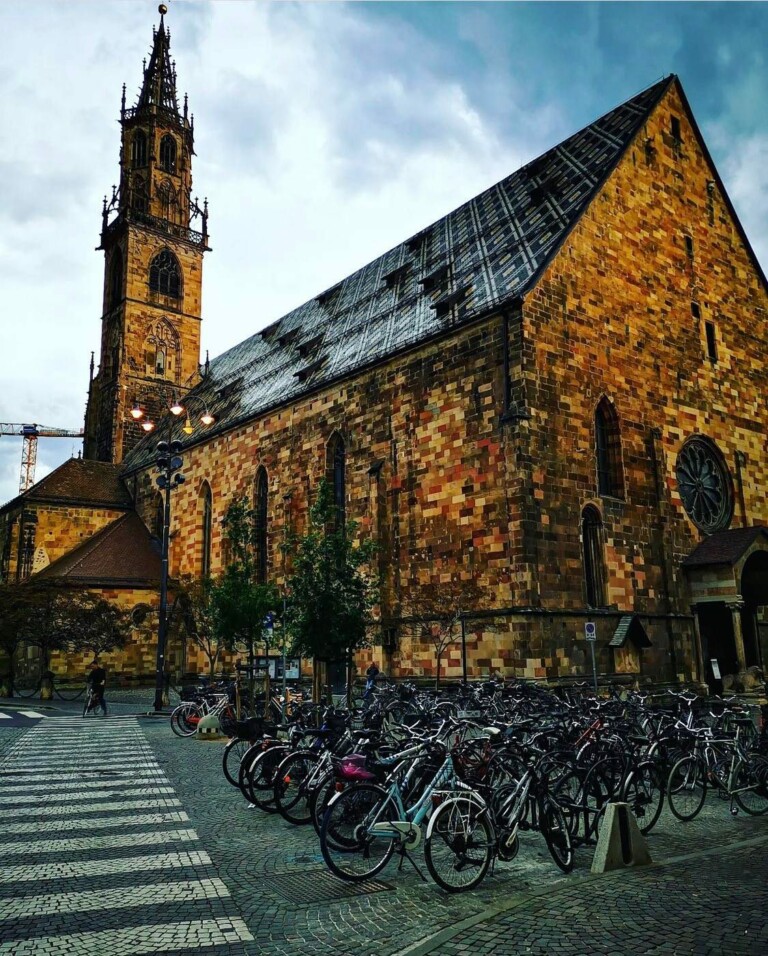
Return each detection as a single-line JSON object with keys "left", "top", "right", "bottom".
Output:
{"left": 691, "top": 608, "right": 705, "bottom": 685}
{"left": 729, "top": 600, "right": 747, "bottom": 672}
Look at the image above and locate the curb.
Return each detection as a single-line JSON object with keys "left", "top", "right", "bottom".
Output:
{"left": 399, "top": 833, "right": 768, "bottom": 956}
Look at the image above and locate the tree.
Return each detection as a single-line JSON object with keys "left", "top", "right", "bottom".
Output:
{"left": 175, "top": 575, "right": 223, "bottom": 679}
{"left": 210, "top": 497, "right": 281, "bottom": 714}
{"left": 408, "top": 576, "right": 486, "bottom": 687}
{"left": 0, "top": 583, "right": 124, "bottom": 698}
{"left": 68, "top": 594, "right": 130, "bottom": 663}
{"left": 284, "top": 478, "right": 378, "bottom": 701}
{"left": 0, "top": 584, "right": 26, "bottom": 697}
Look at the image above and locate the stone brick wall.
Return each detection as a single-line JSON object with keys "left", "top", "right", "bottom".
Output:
{"left": 125, "top": 82, "right": 766, "bottom": 685}
{"left": 0, "top": 504, "right": 125, "bottom": 582}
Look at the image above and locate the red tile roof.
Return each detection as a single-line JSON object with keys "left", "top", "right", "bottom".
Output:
{"left": 35, "top": 513, "right": 161, "bottom": 587}
{"left": 1, "top": 458, "right": 132, "bottom": 514}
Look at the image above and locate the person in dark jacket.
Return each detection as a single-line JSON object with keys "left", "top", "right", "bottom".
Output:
{"left": 86, "top": 661, "right": 108, "bottom": 716}
{"left": 364, "top": 662, "right": 380, "bottom": 699}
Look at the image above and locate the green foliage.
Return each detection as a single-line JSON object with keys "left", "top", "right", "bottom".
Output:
{"left": 0, "top": 583, "right": 129, "bottom": 684}
{"left": 284, "top": 478, "right": 378, "bottom": 662}
{"left": 67, "top": 593, "right": 130, "bottom": 662}
{"left": 175, "top": 575, "right": 222, "bottom": 677}
{"left": 209, "top": 497, "right": 280, "bottom": 660}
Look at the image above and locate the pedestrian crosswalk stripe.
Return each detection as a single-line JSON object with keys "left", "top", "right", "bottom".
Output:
{"left": 2, "top": 785, "right": 176, "bottom": 806}
{"left": 0, "top": 774, "right": 166, "bottom": 793}
{"left": 0, "top": 849, "right": 213, "bottom": 883}
{"left": 1, "top": 828, "right": 199, "bottom": 856}
{"left": 0, "top": 713, "right": 12, "bottom": 719}
{"left": 2, "top": 811, "right": 190, "bottom": 834}
{"left": 0, "top": 917, "right": 254, "bottom": 954}
{"left": 4, "top": 797, "right": 183, "bottom": 818}
{"left": 0, "top": 877, "right": 231, "bottom": 920}
{"left": 17, "top": 710, "right": 47, "bottom": 718}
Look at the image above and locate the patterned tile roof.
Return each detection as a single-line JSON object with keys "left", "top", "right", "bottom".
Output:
{"left": 123, "top": 76, "right": 673, "bottom": 472}
{"left": 0, "top": 458, "right": 132, "bottom": 514}
{"left": 35, "top": 513, "right": 161, "bottom": 586}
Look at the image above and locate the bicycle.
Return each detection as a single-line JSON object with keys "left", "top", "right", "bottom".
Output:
{"left": 82, "top": 686, "right": 107, "bottom": 717}
{"left": 666, "top": 719, "right": 768, "bottom": 820}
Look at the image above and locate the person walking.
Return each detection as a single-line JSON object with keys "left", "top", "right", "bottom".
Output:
{"left": 86, "top": 660, "right": 108, "bottom": 716}
{"left": 363, "top": 661, "right": 380, "bottom": 700}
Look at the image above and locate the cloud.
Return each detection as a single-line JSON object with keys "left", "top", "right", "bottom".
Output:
{"left": 0, "top": 0, "right": 766, "bottom": 507}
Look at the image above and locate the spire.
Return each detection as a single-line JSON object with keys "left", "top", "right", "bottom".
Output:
{"left": 136, "top": 4, "right": 179, "bottom": 116}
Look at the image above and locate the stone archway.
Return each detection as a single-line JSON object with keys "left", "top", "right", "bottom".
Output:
{"left": 740, "top": 550, "right": 768, "bottom": 670}
{"left": 683, "top": 526, "right": 768, "bottom": 690}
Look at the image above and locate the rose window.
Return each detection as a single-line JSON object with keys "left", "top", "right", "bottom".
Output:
{"left": 675, "top": 437, "right": 733, "bottom": 534}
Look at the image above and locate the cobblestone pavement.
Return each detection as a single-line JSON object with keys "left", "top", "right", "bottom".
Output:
{"left": 1, "top": 718, "right": 766, "bottom": 955}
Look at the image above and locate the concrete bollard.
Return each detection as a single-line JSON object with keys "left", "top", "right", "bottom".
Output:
{"left": 196, "top": 714, "right": 224, "bottom": 740}
{"left": 591, "top": 802, "right": 652, "bottom": 874}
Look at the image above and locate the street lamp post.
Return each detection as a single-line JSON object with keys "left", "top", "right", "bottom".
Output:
{"left": 130, "top": 394, "right": 214, "bottom": 712}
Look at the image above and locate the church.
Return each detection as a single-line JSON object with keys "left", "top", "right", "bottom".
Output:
{"left": 2, "top": 8, "right": 768, "bottom": 690}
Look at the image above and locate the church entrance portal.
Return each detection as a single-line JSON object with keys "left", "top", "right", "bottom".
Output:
{"left": 740, "top": 550, "right": 768, "bottom": 672}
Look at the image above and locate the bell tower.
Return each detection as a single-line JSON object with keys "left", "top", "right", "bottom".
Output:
{"left": 84, "top": 4, "right": 209, "bottom": 463}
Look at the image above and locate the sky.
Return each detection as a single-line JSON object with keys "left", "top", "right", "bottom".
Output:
{"left": 1, "top": 0, "right": 767, "bottom": 505}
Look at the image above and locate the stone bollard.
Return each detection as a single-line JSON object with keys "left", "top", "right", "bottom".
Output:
{"left": 591, "top": 802, "right": 652, "bottom": 874}
{"left": 196, "top": 714, "right": 224, "bottom": 740}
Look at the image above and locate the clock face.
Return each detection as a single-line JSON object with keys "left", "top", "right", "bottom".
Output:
{"left": 676, "top": 436, "right": 733, "bottom": 534}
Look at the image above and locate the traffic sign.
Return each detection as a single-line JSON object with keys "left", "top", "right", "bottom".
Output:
{"left": 585, "top": 621, "right": 597, "bottom": 642}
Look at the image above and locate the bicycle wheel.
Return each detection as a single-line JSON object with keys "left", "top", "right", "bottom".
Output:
{"left": 667, "top": 756, "right": 707, "bottom": 821}
{"left": 274, "top": 751, "right": 321, "bottom": 825}
{"left": 425, "top": 796, "right": 493, "bottom": 893}
{"left": 245, "top": 745, "right": 288, "bottom": 812}
{"left": 310, "top": 771, "right": 338, "bottom": 837}
{"left": 222, "top": 737, "right": 251, "bottom": 788}
{"left": 320, "top": 784, "right": 395, "bottom": 882}
{"left": 621, "top": 761, "right": 664, "bottom": 835}
{"left": 552, "top": 768, "right": 589, "bottom": 844}
{"left": 540, "top": 799, "right": 574, "bottom": 874}
{"left": 170, "top": 703, "right": 200, "bottom": 737}
{"left": 733, "top": 758, "right": 768, "bottom": 816}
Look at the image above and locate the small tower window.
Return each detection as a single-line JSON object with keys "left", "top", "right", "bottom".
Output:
{"left": 201, "top": 483, "right": 213, "bottom": 578}
{"left": 109, "top": 254, "right": 123, "bottom": 310}
{"left": 159, "top": 135, "right": 177, "bottom": 174}
{"left": 155, "top": 347, "right": 166, "bottom": 376}
{"left": 149, "top": 249, "right": 181, "bottom": 299}
{"left": 705, "top": 321, "right": 718, "bottom": 362}
{"left": 691, "top": 302, "right": 701, "bottom": 320}
{"left": 255, "top": 467, "right": 268, "bottom": 583}
{"left": 684, "top": 234, "right": 694, "bottom": 259}
{"left": 670, "top": 115, "right": 682, "bottom": 145}
{"left": 327, "top": 432, "right": 346, "bottom": 529}
{"left": 131, "top": 130, "right": 148, "bottom": 168}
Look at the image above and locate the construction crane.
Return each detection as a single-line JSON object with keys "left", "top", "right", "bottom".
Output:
{"left": 0, "top": 423, "right": 85, "bottom": 495}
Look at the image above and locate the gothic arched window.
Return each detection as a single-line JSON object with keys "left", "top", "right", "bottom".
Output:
{"left": 109, "top": 253, "right": 123, "bottom": 310}
{"left": 159, "top": 134, "right": 177, "bottom": 173}
{"left": 158, "top": 181, "right": 175, "bottom": 221}
{"left": 595, "top": 397, "right": 624, "bottom": 498}
{"left": 132, "top": 175, "right": 148, "bottom": 214}
{"left": 201, "top": 483, "right": 213, "bottom": 577}
{"left": 582, "top": 505, "right": 607, "bottom": 608}
{"left": 149, "top": 249, "right": 181, "bottom": 299}
{"left": 327, "top": 432, "right": 346, "bottom": 529}
{"left": 131, "top": 130, "right": 148, "bottom": 168}
{"left": 254, "top": 467, "right": 268, "bottom": 583}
